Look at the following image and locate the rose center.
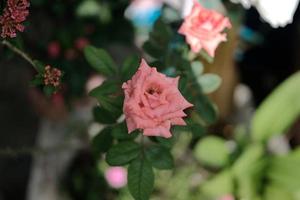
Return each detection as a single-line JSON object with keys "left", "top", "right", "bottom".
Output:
{"left": 146, "top": 85, "right": 162, "bottom": 95}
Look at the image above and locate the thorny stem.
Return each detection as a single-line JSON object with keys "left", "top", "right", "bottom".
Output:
{"left": 1, "top": 39, "right": 38, "bottom": 71}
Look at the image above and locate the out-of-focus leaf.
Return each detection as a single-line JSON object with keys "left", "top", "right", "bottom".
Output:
{"left": 191, "top": 61, "right": 204, "bottom": 77}
{"left": 232, "top": 144, "right": 266, "bottom": 200}
{"left": 84, "top": 46, "right": 117, "bottom": 76}
{"left": 264, "top": 185, "right": 293, "bottom": 200}
{"left": 92, "top": 127, "right": 113, "bottom": 156}
{"left": 106, "top": 141, "right": 140, "bottom": 166}
{"left": 43, "top": 85, "right": 56, "bottom": 96}
{"left": 145, "top": 145, "right": 174, "bottom": 170}
{"left": 142, "top": 41, "right": 164, "bottom": 59}
{"left": 185, "top": 117, "right": 206, "bottom": 138}
{"left": 30, "top": 75, "right": 43, "bottom": 86}
{"left": 193, "top": 94, "right": 218, "bottom": 125}
{"left": 197, "top": 74, "right": 222, "bottom": 94}
{"left": 267, "top": 148, "right": 300, "bottom": 193}
{"left": 121, "top": 55, "right": 140, "bottom": 81}
{"left": 199, "top": 50, "right": 213, "bottom": 63}
{"left": 232, "top": 144, "right": 264, "bottom": 176}
{"left": 76, "top": 0, "right": 101, "bottom": 17}
{"left": 194, "top": 136, "right": 229, "bottom": 168}
{"left": 151, "top": 19, "right": 173, "bottom": 47}
{"left": 128, "top": 157, "right": 154, "bottom": 200}
{"left": 201, "top": 170, "right": 234, "bottom": 198}
{"left": 142, "top": 19, "right": 173, "bottom": 59}
{"left": 252, "top": 72, "right": 300, "bottom": 142}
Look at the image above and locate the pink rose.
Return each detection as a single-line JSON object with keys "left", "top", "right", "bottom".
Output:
{"left": 105, "top": 167, "right": 127, "bottom": 189}
{"left": 178, "top": 0, "right": 231, "bottom": 57}
{"left": 122, "top": 59, "right": 193, "bottom": 138}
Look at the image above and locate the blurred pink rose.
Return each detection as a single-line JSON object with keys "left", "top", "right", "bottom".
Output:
{"left": 105, "top": 167, "right": 127, "bottom": 189}
{"left": 47, "top": 41, "right": 61, "bottom": 58}
{"left": 178, "top": 0, "right": 231, "bottom": 57}
{"left": 218, "top": 194, "right": 235, "bottom": 200}
{"left": 122, "top": 59, "right": 193, "bottom": 138}
{"left": 75, "top": 37, "right": 90, "bottom": 51}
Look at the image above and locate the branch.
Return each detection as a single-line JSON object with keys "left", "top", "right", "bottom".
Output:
{"left": 1, "top": 39, "right": 38, "bottom": 71}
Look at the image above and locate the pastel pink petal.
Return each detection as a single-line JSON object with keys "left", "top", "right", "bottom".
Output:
{"left": 160, "top": 110, "right": 187, "bottom": 121}
{"left": 171, "top": 118, "right": 186, "bottom": 125}
{"left": 126, "top": 117, "right": 137, "bottom": 133}
{"left": 213, "top": 18, "right": 232, "bottom": 34}
{"left": 143, "top": 128, "right": 160, "bottom": 137}
{"left": 186, "top": 35, "right": 203, "bottom": 53}
{"left": 173, "top": 76, "right": 180, "bottom": 87}
{"left": 202, "top": 33, "right": 227, "bottom": 57}
{"left": 131, "top": 115, "right": 157, "bottom": 129}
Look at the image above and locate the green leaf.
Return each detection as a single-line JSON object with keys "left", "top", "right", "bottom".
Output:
{"left": 145, "top": 145, "right": 174, "bottom": 170}
{"left": 157, "top": 136, "right": 176, "bottom": 149}
{"left": 194, "top": 136, "right": 229, "bottom": 168}
{"left": 112, "top": 122, "right": 139, "bottom": 140}
{"left": 201, "top": 170, "right": 234, "bottom": 198}
{"left": 84, "top": 46, "right": 117, "bottom": 76}
{"left": 197, "top": 74, "right": 222, "bottom": 94}
{"left": 232, "top": 144, "right": 265, "bottom": 176}
{"left": 93, "top": 106, "right": 120, "bottom": 124}
{"left": 264, "top": 185, "right": 293, "bottom": 200}
{"left": 89, "top": 80, "right": 120, "bottom": 95}
{"left": 232, "top": 144, "right": 266, "bottom": 200}
{"left": 142, "top": 19, "right": 173, "bottom": 59}
{"left": 267, "top": 148, "right": 300, "bottom": 193}
{"left": 121, "top": 55, "right": 140, "bottom": 81}
{"left": 30, "top": 76, "right": 43, "bottom": 86}
{"left": 142, "top": 41, "right": 163, "bottom": 59}
{"left": 193, "top": 94, "right": 218, "bottom": 125}
{"left": 252, "top": 72, "right": 300, "bottom": 142}
{"left": 76, "top": 0, "right": 101, "bottom": 17}
{"left": 92, "top": 127, "right": 113, "bottom": 155}
{"left": 151, "top": 19, "right": 173, "bottom": 46}
{"left": 187, "top": 121, "right": 206, "bottom": 138}
{"left": 89, "top": 80, "right": 123, "bottom": 114}
{"left": 106, "top": 141, "right": 140, "bottom": 166}
{"left": 191, "top": 61, "right": 204, "bottom": 77}
{"left": 199, "top": 50, "right": 214, "bottom": 63}
{"left": 128, "top": 157, "right": 154, "bottom": 200}
{"left": 43, "top": 85, "right": 56, "bottom": 96}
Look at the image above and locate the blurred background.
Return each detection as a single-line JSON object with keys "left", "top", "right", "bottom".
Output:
{"left": 0, "top": 0, "right": 299, "bottom": 200}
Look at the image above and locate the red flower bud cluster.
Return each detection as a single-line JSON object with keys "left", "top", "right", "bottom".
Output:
{"left": 44, "top": 65, "right": 62, "bottom": 87}
{"left": 0, "top": 0, "right": 30, "bottom": 38}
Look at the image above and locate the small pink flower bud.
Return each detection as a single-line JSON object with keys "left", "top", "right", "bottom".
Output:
{"left": 105, "top": 167, "right": 127, "bottom": 189}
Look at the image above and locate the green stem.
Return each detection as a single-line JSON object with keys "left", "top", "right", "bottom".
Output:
{"left": 1, "top": 40, "right": 38, "bottom": 71}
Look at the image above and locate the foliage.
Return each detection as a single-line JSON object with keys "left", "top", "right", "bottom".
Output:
{"left": 1, "top": 1, "right": 300, "bottom": 200}
{"left": 83, "top": 16, "right": 222, "bottom": 199}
